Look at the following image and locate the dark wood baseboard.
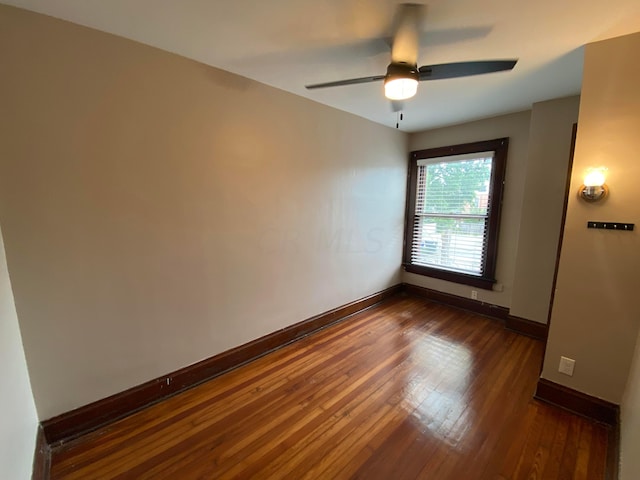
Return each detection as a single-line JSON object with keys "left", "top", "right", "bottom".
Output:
{"left": 41, "top": 284, "right": 403, "bottom": 446}
{"left": 32, "top": 425, "right": 50, "bottom": 480}
{"left": 606, "top": 412, "right": 620, "bottom": 480}
{"left": 605, "top": 410, "right": 620, "bottom": 480}
{"left": 402, "top": 283, "right": 509, "bottom": 321}
{"left": 506, "top": 315, "right": 548, "bottom": 341}
{"left": 534, "top": 378, "right": 619, "bottom": 426}
{"left": 402, "top": 283, "right": 549, "bottom": 342}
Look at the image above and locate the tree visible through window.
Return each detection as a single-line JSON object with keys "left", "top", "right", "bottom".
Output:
{"left": 403, "top": 138, "right": 509, "bottom": 289}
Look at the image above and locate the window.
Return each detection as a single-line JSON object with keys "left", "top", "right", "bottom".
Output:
{"left": 403, "top": 138, "right": 509, "bottom": 289}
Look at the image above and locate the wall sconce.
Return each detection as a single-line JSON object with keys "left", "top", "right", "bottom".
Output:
{"left": 578, "top": 167, "right": 608, "bottom": 202}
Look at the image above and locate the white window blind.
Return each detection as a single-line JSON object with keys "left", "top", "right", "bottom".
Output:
{"left": 410, "top": 152, "right": 494, "bottom": 276}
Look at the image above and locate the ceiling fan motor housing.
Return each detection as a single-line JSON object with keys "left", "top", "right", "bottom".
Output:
{"left": 384, "top": 62, "right": 419, "bottom": 100}
{"left": 385, "top": 62, "right": 419, "bottom": 82}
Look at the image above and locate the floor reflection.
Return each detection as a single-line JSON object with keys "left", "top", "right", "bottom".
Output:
{"left": 399, "top": 330, "right": 474, "bottom": 451}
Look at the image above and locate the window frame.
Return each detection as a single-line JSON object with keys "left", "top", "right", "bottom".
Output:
{"left": 403, "top": 137, "right": 509, "bottom": 290}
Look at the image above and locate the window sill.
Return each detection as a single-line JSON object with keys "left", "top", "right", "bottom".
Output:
{"left": 403, "top": 264, "right": 496, "bottom": 290}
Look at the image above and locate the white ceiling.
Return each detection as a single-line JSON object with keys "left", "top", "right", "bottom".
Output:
{"left": 3, "top": 0, "right": 640, "bottom": 132}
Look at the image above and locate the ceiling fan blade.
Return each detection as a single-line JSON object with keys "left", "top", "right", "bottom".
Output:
{"left": 390, "top": 3, "right": 425, "bottom": 65}
{"left": 418, "top": 60, "right": 517, "bottom": 81}
{"left": 305, "top": 75, "right": 385, "bottom": 90}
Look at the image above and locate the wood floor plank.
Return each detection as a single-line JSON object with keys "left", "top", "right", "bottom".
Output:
{"left": 587, "top": 424, "right": 608, "bottom": 479}
{"left": 496, "top": 401, "right": 541, "bottom": 478}
{"left": 49, "top": 295, "right": 611, "bottom": 480}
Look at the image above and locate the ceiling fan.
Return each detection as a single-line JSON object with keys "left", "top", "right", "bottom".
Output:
{"left": 305, "top": 4, "right": 517, "bottom": 105}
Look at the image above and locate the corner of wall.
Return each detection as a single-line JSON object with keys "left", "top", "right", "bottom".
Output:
{"left": 0, "top": 225, "right": 39, "bottom": 480}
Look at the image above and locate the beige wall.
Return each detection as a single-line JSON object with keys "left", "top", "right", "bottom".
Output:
{"left": 406, "top": 111, "right": 532, "bottom": 307}
{"left": 0, "top": 226, "right": 38, "bottom": 479}
{"left": 542, "top": 32, "right": 640, "bottom": 403}
{"left": 621, "top": 329, "right": 640, "bottom": 479}
{"left": 510, "top": 96, "right": 580, "bottom": 323}
{"left": 0, "top": 6, "right": 407, "bottom": 419}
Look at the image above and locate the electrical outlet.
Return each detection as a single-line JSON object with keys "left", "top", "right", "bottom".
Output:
{"left": 471, "top": 290, "right": 478, "bottom": 300}
{"left": 558, "top": 356, "right": 575, "bottom": 376}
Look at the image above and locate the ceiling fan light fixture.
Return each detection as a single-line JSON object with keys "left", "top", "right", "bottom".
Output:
{"left": 384, "top": 77, "right": 418, "bottom": 100}
{"left": 384, "top": 62, "right": 419, "bottom": 100}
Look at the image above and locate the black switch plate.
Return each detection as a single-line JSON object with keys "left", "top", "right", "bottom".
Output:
{"left": 587, "top": 221, "right": 634, "bottom": 231}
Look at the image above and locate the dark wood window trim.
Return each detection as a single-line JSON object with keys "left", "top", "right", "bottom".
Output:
{"left": 403, "top": 138, "right": 509, "bottom": 290}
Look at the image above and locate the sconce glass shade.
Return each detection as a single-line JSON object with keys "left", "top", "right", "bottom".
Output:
{"left": 583, "top": 168, "right": 607, "bottom": 187}
{"left": 384, "top": 63, "right": 419, "bottom": 100}
{"left": 579, "top": 167, "right": 608, "bottom": 202}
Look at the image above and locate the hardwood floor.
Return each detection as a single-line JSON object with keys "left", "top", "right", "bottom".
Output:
{"left": 49, "top": 295, "right": 610, "bottom": 479}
